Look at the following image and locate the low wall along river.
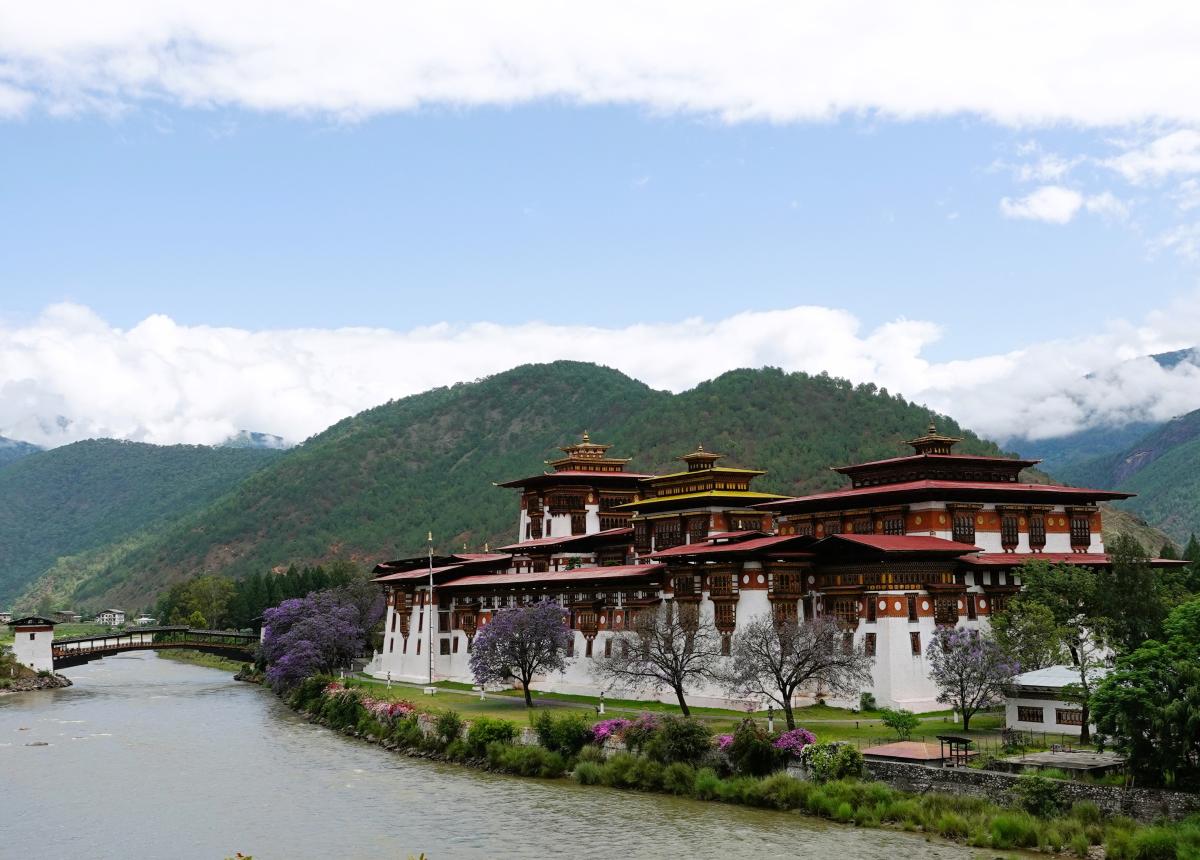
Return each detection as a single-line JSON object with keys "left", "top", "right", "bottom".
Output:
{"left": 3, "top": 651, "right": 989, "bottom": 860}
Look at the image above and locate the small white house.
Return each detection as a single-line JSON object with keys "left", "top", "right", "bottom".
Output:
{"left": 135, "top": 615, "right": 157, "bottom": 626}
{"left": 0, "top": 610, "right": 12, "bottom": 624}
{"left": 1005, "top": 665, "right": 1109, "bottom": 738}
{"left": 94, "top": 609, "right": 125, "bottom": 626}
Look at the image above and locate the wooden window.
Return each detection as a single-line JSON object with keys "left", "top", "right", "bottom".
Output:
{"left": 933, "top": 597, "right": 959, "bottom": 626}
{"left": 1056, "top": 708, "right": 1084, "bottom": 726}
{"left": 585, "top": 639, "right": 594, "bottom": 658}
{"left": 1001, "top": 515, "right": 1019, "bottom": 551}
{"left": 1070, "top": 516, "right": 1091, "bottom": 549}
{"left": 822, "top": 518, "right": 842, "bottom": 535}
{"left": 802, "top": 596, "right": 814, "bottom": 621}
{"left": 402, "top": 636, "right": 407, "bottom": 654}
{"left": 416, "top": 638, "right": 421, "bottom": 655}
{"left": 655, "top": 519, "right": 683, "bottom": 550}
{"left": 909, "top": 631, "right": 921, "bottom": 656}
{"left": 832, "top": 598, "right": 858, "bottom": 626}
{"left": 720, "top": 635, "right": 731, "bottom": 657}
{"left": 452, "top": 636, "right": 459, "bottom": 654}
{"left": 1029, "top": 515, "right": 1046, "bottom": 550}
{"left": 687, "top": 516, "right": 708, "bottom": 543}
{"left": 566, "top": 638, "right": 574, "bottom": 658}
{"left": 1017, "top": 706, "right": 1044, "bottom": 723}
{"left": 866, "top": 594, "right": 877, "bottom": 623}
{"left": 418, "top": 611, "right": 424, "bottom": 633}
{"left": 864, "top": 632, "right": 876, "bottom": 657}
{"left": 772, "top": 570, "right": 802, "bottom": 596}
{"left": 633, "top": 521, "right": 652, "bottom": 553}
{"left": 388, "top": 637, "right": 394, "bottom": 653}
{"left": 907, "top": 594, "right": 918, "bottom": 622}
{"left": 439, "top": 638, "right": 451, "bottom": 656}
{"left": 714, "top": 602, "right": 735, "bottom": 630}
{"left": 599, "top": 515, "right": 626, "bottom": 531}
{"left": 793, "top": 520, "right": 814, "bottom": 537}
{"left": 850, "top": 517, "right": 871, "bottom": 535}
{"left": 952, "top": 513, "right": 976, "bottom": 546}
{"left": 708, "top": 573, "right": 733, "bottom": 597}
{"left": 571, "top": 512, "right": 587, "bottom": 535}
{"left": 390, "top": 613, "right": 397, "bottom": 633}
{"left": 672, "top": 573, "right": 697, "bottom": 598}
{"left": 773, "top": 601, "right": 798, "bottom": 626}
{"left": 529, "top": 517, "right": 543, "bottom": 539}
{"left": 604, "top": 638, "right": 612, "bottom": 658}
{"left": 882, "top": 515, "right": 905, "bottom": 536}
{"left": 966, "top": 594, "right": 977, "bottom": 620}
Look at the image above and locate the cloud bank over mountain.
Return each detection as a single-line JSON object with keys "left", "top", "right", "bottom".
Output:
{"left": 4, "top": 299, "right": 1200, "bottom": 449}
{"left": 2, "top": 2, "right": 1199, "bottom": 127}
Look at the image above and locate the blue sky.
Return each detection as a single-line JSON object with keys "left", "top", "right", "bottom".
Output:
{"left": 0, "top": 107, "right": 1184, "bottom": 361}
{"left": 3, "top": 3, "right": 1200, "bottom": 448}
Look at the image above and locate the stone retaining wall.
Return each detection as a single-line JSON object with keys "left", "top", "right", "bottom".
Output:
{"left": 863, "top": 760, "right": 1200, "bottom": 823}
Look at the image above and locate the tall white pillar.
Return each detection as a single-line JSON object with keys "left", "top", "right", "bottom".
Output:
{"left": 10, "top": 617, "right": 55, "bottom": 673}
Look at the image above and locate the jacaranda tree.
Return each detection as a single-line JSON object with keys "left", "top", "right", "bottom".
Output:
{"left": 468, "top": 600, "right": 572, "bottom": 707}
{"left": 261, "top": 589, "right": 369, "bottom": 691}
{"left": 926, "top": 626, "right": 1018, "bottom": 731}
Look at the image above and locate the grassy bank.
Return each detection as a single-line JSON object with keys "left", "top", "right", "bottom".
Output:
{"left": 288, "top": 676, "right": 1200, "bottom": 859}
{"left": 156, "top": 649, "right": 247, "bottom": 672}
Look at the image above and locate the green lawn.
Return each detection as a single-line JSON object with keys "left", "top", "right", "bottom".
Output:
{"left": 347, "top": 674, "right": 1005, "bottom": 741}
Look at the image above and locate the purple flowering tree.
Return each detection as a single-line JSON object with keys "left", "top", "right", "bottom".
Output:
{"left": 261, "top": 590, "right": 368, "bottom": 691}
{"left": 468, "top": 600, "right": 572, "bottom": 707}
{"left": 925, "top": 627, "right": 1018, "bottom": 731}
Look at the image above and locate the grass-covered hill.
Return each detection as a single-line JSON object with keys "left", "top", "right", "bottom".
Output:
{"left": 0, "top": 439, "right": 282, "bottom": 604}
{"left": 21, "top": 361, "right": 1026, "bottom": 612}
{"left": 1058, "top": 409, "right": 1200, "bottom": 544}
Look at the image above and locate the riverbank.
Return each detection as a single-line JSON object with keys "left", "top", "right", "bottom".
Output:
{"left": 285, "top": 675, "right": 1200, "bottom": 858}
{"left": 155, "top": 648, "right": 248, "bottom": 673}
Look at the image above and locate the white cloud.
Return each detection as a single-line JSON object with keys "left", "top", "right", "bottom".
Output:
{"left": 1084, "top": 191, "right": 1129, "bottom": 220}
{"left": 4, "top": 299, "right": 1200, "bottom": 450}
{"left": 1174, "top": 179, "right": 1200, "bottom": 212}
{"left": 1151, "top": 223, "right": 1200, "bottom": 261}
{"left": 1000, "top": 186, "right": 1083, "bottom": 224}
{"left": 1103, "top": 130, "right": 1200, "bottom": 183}
{"left": 2, "top": 2, "right": 1200, "bottom": 125}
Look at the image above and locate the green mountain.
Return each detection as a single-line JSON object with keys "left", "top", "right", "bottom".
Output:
{"left": 0, "top": 439, "right": 283, "bottom": 605}
{"left": 0, "top": 436, "right": 41, "bottom": 469}
{"left": 17, "top": 362, "right": 1027, "bottom": 612}
{"left": 1058, "top": 409, "right": 1200, "bottom": 544}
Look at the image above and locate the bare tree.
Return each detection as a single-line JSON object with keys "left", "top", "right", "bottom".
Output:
{"left": 719, "top": 614, "right": 874, "bottom": 730}
{"left": 591, "top": 601, "right": 722, "bottom": 716}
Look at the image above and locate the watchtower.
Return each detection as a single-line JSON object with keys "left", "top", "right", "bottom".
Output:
{"left": 9, "top": 616, "right": 56, "bottom": 673}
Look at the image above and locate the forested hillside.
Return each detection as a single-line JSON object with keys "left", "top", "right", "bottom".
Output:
{"left": 21, "top": 362, "right": 1023, "bottom": 611}
{"left": 1058, "top": 409, "right": 1200, "bottom": 544}
{"left": 0, "top": 436, "right": 41, "bottom": 469}
{"left": 0, "top": 440, "right": 282, "bottom": 604}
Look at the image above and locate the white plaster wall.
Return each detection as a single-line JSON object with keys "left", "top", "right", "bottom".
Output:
{"left": 14, "top": 629, "right": 53, "bottom": 673}
{"left": 1005, "top": 696, "right": 1091, "bottom": 738}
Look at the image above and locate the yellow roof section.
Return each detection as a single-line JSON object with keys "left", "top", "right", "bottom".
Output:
{"left": 613, "top": 490, "right": 785, "bottom": 509}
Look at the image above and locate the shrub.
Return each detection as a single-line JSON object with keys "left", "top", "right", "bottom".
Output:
{"left": 797, "top": 742, "right": 864, "bottom": 782}
{"left": 879, "top": 708, "right": 920, "bottom": 740}
{"left": 466, "top": 717, "right": 518, "bottom": 757}
{"left": 576, "top": 744, "right": 607, "bottom": 765}
{"left": 990, "top": 813, "right": 1041, "bottom": 849}
{"left": 533, "top": 711, "right": 593, "bottom": 758}
{"left": 631, "top": 757, "right": 665, "bottom": 792}
{"left": 834, "top": 801, "right": 856, "bottom": 823}
{"left": 1015, "top": 773, "right": 1066, "bottom": 818}
{"left": 574, "top": 761, "right": 603, "bottom": 785}
{"left": 937, "top": 812, "right": 971, "bottom": 840}
{"left": 859, "top": 691, "right": 877, "bottom": 712}
{"left": 621, "top": 713, "right": 660, "bottom": 755}
{"left": 693, "top": 767, "right": 723, "bottom": 800}
{"left": 773, "top": 727, "right": 817, "bottom": 759}
{"left": 727, "top": 719, "right": 783, "bottom": 777}
{"left": 1069, "top": 833, "right": 1091, "bottom": 857}
{"left": 662, "top": 762, "right": 696, "bottom": 796}
{"left": 600, "top": 752, "right": 641, "bottom": 789}
{"left": 1128, "top": 827, "right": 1179, "bottom": 860}
{"left": 444, "top": 739, "right": 470, "bottom": 762}
{"left": 644, "top": 716, "right": 712, "bottom": 766}
{"left": 759, "top": 772, "right": 809, "bottom": 810}
{"left": 391, "top": 715, "right": 424, "bottom": 748}
{"left": 486, "top": 742, "right": 567, "bottom": 778}
{"left": 1070, "top": 801, "right": 1103, "bottom": 825}
{"left": 435, "top": 710, "right": 464, "bottom": 746}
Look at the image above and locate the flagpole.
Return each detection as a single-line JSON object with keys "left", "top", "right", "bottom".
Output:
{"left": 427, "top": 530, "right": 434, "bottom": 687}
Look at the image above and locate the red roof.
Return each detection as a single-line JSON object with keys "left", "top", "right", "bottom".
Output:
{"left": 815, "top": 534, "right": 980, "bottom": 554}
{"left": 834, "top": 453, "right": 1039, "bottom": 474}
{"left": 498, "top": 527, "right": 632, "bottom": 552}
{"left": 437, "top": 564, "right": 664, "bottom": 589}
{"left": 373, "top": 563, "right": 470, "bottom": 583}
{"left": 760, "top": 480, "right": 1134, "bottom": 510}
{"left": 648, "top": 534, "right": 814, "bottom": 559}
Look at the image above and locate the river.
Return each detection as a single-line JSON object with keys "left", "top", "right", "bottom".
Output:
{"left": 3, "top": 652, "right": 985, "bottom": 859}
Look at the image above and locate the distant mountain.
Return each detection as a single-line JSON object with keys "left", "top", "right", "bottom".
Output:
{"left": 18, "top": 361, "right": 1022, "bottom": 611}
{"left": 0, "top": 440, "right": 284, "bottom": 604}
{"left": 1058, "top": 409, "right": 1200, "bottom": 544}
{"left": 221, "top": 430, "right": 291, "bottom": 450}
{"left": 0, "top": 436, "right": 41, "bottom": 469}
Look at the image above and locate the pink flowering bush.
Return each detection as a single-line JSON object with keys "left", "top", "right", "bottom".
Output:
{"left": 622, "top": 713, "right": 661, "bottom": 754}
{"left": 772, "top": 727, "right": 817, "bottom": 758}
{"left": 716, "top": 734, "right": 734, "bottom": 751}
{"left": 591, "top": 718, "right": 633, "bottom": 744}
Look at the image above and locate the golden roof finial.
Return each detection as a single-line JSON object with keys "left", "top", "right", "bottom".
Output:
{"left": 697, "top": 443, "right": 704, "bottom": 452}
{"left": 582, "top": 430, "right": 590, "bottom": 443}
{"left": 484, "top": 541, "right": 490, "bottom": 552}
{"left": 927, "top": 421, "right": 937, "bottom": 435}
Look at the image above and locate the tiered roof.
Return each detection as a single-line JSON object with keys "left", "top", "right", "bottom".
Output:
{"left": 496, "top": 432, "right": 652, "bottom": 488}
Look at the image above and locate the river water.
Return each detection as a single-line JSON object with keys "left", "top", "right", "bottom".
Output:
{"left": 3, "top": 653, "right": 984, "bottom": 860}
